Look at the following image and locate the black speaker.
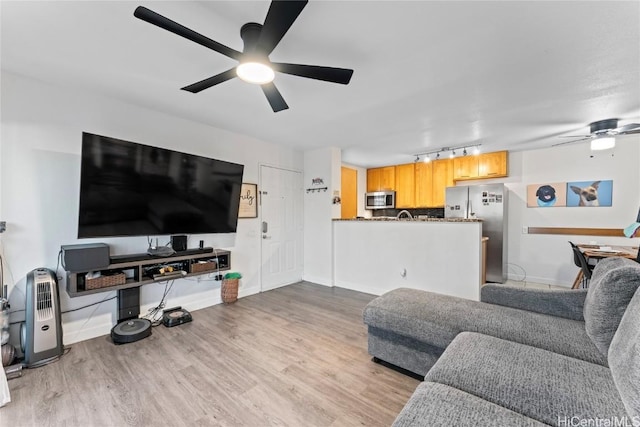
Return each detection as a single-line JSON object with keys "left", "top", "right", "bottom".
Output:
{"left": 61, "top": 243, "right": 110, "bottom": 272}
{"left": 118, "top": 287, "right": 140, "bottom": 322}
{"left": 171, "top": 235, "right": 187, "bottom": 252}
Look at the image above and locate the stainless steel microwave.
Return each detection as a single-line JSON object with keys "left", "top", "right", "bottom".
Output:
{"left": 365, "top": 191, "right": 395, "bottom": 209}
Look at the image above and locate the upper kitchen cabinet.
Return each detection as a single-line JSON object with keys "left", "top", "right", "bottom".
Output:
{"left": 414, "top": 161, "right": 433, "bottom": 207}
{"left": 453, "top": 151, "right": 508, "bottom": 181}
{"left": 478, "top": 151, "right": 508, "bottom": 178}
{"left": 431, "top": 159, "right": 454, "bottom": 206}
{"left": 395, "top": 163, "right": 415, "bottom": 208}
{"left": 453, "top": 155, "right": 479, "bottom": 180}
{"left": 367, "top": 166, "right": 396, "bottom": 192}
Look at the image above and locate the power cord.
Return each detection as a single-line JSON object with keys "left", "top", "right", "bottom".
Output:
{"left": 61, "top": 293, "right": 117, "bottom": 314}
{"left": 142, "top": 279, "right": 175, "bottom": 326}
{"left": 506, "top": 263, "right": 527, "bottom": 282}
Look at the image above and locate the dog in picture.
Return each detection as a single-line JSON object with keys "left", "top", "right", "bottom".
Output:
{"left": 570, "top": 181, "right": 601, "bottom": 206}
{"left": 535, "top": 185, "right": 557, "bottom": 207}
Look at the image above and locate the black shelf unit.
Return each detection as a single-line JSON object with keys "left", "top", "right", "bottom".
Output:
{"left": 65, "top": 248, "right": 230, "bottom": 297}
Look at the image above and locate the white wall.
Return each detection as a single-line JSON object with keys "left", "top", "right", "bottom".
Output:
{"left": 0, "top": 71, "right": 302, "bottom": 346}
{"left": 463, "top": 140, "right": 640, "bottom": 286}
{"left": 302, "top": 147, "right": 341, "bottom": 285}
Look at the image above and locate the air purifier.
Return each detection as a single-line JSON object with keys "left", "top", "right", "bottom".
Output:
{"left": 20, "top": 268, "right": 64, "bottom": 367}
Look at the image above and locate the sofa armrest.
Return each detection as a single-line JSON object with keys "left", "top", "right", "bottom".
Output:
{"left": 480, "top": 285, "right": 587, "bottom": 321}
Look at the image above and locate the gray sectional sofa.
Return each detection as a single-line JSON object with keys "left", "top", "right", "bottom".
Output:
{"left": 363, "top": 257, "right": 640, "bottom": 426}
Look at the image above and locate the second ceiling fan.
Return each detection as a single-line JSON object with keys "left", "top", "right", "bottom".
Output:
{"left": 134, "top": 0, "right": 354, "bottom": 112}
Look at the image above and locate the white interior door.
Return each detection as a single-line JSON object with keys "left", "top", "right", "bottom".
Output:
{"left": 260, "top": 165, "right": 303, "bottom": 291}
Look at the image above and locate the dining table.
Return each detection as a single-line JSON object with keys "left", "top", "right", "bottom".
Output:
{"left": 571, "top": 244, "right": 639, "bottom": 289}
{"left": 577, "top": 244, "right": 639, "bottom": 260}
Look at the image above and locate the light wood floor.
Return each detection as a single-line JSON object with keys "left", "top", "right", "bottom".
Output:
{"left": 3, "top": 282, "right": 419, "bottom": 426}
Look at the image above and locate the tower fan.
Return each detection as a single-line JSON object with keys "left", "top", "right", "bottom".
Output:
{"left": 21, "top": 268, "right": 63, "bottom": 367}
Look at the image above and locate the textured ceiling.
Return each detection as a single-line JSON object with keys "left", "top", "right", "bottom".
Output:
{"left": 2, "top": 1, "right": 639, "bottom": 167}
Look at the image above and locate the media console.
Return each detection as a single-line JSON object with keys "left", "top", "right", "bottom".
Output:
{"left": 65, "top": 247, "right": 230, "bottom": 297}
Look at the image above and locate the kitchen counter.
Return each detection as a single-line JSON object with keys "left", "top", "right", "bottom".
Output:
{"left": 333, "top": 217, "right": 482, "bottom": 222}
{"left": 333, "top": 219, "right": 483, "bottom": 300}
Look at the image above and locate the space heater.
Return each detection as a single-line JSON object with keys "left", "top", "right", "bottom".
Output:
{"left": 20, "top": 268, "right": 64, "bottom": 367}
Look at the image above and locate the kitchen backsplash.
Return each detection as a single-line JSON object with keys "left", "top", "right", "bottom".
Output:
{"left": 371, "top": 208, "right": 445, "bottom": 218}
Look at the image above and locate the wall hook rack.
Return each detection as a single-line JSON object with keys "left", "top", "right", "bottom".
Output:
{"left": 306, "top": 187, "right": 328, "bottom": 193}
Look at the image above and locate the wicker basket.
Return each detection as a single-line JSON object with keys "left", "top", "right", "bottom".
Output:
{"left": 86, "top": 272, "right": 126, "bottom": 290}
{"left": 221, "top": 278, "right": 239, "bottom": 304}
{"left": 190, "top": 261, "right": 217, "bottom": 274}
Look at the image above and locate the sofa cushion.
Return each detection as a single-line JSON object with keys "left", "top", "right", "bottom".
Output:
{"left": 425, "top": 332, "right": 628, "bottom": 426}
{"left": 392, "top": 381, "right": 547, "bottom": 427}
{"left": 584, "top": 257, "right": 640, "bottom": 356}
{"left": 363, "top": 288, "right": 606, "bottom": 366}
{"left": 608, "top": 287, "right": 640, "bottom": 419}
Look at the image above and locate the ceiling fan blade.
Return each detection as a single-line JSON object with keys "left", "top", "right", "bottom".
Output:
{"left": 134, "top": 6, "right": 242, "bottom": 60}
{"left": 181, "top": 69, "right": 237, "bottom": 93}
{"left": 552, "top": 137, "right": 591, "bottom": 147}
{"left": 558, "top": 135, "right": 593, "bottom": 138}
{"left": 261, "top": 82, "right": 289, "bottom": 112}
{"left": 272, "top": 63, "right": 354, "bottom": 85}
{"left": 617, "top": 123, "right": 640, "bottom": 133}
{"left": 258, "top": 0, "right": 308, "bottom": 55}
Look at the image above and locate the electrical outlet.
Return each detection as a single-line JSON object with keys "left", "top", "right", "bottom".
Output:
{"left": 215, "top": 274, "right": 223, "bottom": 281}
{"left": 522, "top": 226, "right": 528, "bottom": 234}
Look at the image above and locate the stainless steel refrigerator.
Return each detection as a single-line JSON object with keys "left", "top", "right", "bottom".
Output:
{"left": 445, "top": 184, "right": 508, "bottom": 283}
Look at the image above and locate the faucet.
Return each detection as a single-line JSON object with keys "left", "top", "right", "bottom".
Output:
{"left": 396, "top": 210, "right": 413, "bottom": 220}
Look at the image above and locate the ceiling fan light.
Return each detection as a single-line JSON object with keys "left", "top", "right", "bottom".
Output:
{"left": 236, "top": 62, "right": 275, "bottom": 84}
{"left": 591, "top": 136, "right": 615, "bottom": 151}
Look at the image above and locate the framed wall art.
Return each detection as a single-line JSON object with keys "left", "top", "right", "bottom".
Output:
{"left": 238, "top": 183, "right": 258, "bottom": 218}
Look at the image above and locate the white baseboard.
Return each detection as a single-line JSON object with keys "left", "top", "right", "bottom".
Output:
{"left": 302, "top": 274, "right": 333, "bottom": 287}
{"left": 62, "top": 286, "right": 263, "bottom": 346}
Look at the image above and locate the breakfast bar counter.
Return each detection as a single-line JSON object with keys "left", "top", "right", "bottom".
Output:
{"left": 333, "top": 218, "right": 484, "bottom": 300}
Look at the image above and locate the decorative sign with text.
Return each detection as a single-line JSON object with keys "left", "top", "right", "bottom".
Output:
{"left": 239, "top": 183, "right": 258, "bottom": 218}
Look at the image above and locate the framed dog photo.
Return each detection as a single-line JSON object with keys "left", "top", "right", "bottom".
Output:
{"left": 526, "top": 182, "right": 567, "bottom": 207}
{"left": 238, "top": 183, "right": 258, "bottom": 218}
{"left": 566, "top": 180, "right": 612, "bottom": 207}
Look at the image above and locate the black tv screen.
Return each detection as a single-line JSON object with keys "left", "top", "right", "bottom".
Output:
{"left": 78, "top": 132, "right": 244, "bottom": 238}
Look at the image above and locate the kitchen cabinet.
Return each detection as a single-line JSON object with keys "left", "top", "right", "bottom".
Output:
{"left": 366, "top": 166, "right": 395, "bottom": 192}
{"left": 478, "top": 151, "right": 508, "bottom": 178}
{"left": 414, "top": 159, "right": 453, "bottom": 207}
{"left": 431, "top": 159, "right": 454, "bottom": 206}
{"left": 414, "top": 162, "right": 433, "bottom": 207}
{"left": 453, "top": 156, "right": 479, "bottom": 180}
{"left": 341, "top": 166, "right": 358, "bottom": 219}
{"left": 395, "top": 163, "right": 415, "bottom": 208}
{"left": 454, "top": 151, "right": 509, "bottom": 181}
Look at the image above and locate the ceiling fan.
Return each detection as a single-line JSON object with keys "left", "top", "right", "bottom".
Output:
{"left": 134, "top": 0, "right": 354, "bottom": 112}
{"left": 554, "top": 118, "right": 640, "bottom": 150}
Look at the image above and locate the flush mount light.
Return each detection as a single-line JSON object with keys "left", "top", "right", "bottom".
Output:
{"left": 590, "top": 136, "right": 615, "bottom": 151}
{"left": 236, "top": 62, "right": 275, "bottom": 85}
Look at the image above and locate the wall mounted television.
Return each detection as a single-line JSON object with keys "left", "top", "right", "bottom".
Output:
{"left": 78, "top": 132, "right": 244, "bottom": 238}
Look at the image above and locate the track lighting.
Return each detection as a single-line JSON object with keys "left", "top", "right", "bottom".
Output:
{"left": 413, "top": 144, "right": 482, "bottom": 163}
{"left": 415, "top": 155, "right": 420, "bottom": 163}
